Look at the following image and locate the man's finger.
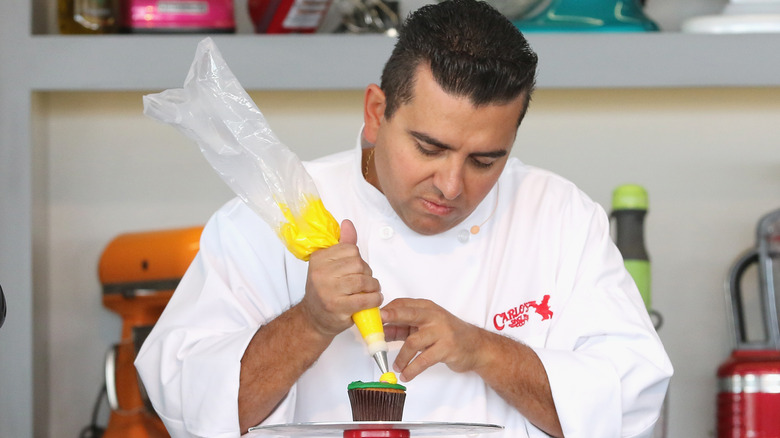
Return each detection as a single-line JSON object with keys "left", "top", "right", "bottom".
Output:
{"left": 383, "top": 324, "right": 413, "bottom": 341}
{"left": 381, "top": 298, "right": 432, "bottom": 326}
{"left": 396, "top": 343, "right": 439, "bottom": 382}
{"left": 339, "top": 219, "right": 357, "bottom": 245}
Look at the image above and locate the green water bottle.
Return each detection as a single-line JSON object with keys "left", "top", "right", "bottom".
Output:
{"left": 611, "top": 184, "right": 651, "bottom": 311}
{"left": 612, "top": 185, "right": 666, "bottom": 438}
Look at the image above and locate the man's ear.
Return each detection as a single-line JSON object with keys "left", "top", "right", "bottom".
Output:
{"left": 363, "top": 84, "right": 386, "bottom": 144}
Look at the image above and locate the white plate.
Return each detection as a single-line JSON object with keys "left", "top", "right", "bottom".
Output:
{"left": 247, "top": 421, "right": 504, "bottom": 436}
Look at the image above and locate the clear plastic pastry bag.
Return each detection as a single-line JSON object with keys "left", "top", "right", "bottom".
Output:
{"left": 142, "top": 37, "right": 339, "bottom": 260}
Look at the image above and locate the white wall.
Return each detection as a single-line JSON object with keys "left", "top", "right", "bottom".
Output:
{"left": 36, "top": 87, "right": 780, "bottom": 437}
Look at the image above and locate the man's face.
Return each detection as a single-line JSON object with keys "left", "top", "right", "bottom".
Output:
{"left": 363, "top": 65, "right": 527, "bottom": 235}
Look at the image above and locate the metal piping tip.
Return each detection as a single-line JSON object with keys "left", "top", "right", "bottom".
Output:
{"left": 373, "top": 350, "right": 389, "bottom": 374}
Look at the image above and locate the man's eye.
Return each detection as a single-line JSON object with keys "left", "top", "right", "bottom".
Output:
{"left": 416, "top": 143, "right": 439, "bottom": 156}
{"left": 471, "top": 157, "right": 495, "bottom": 169}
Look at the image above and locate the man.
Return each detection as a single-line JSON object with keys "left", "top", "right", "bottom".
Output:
{"left": 136, "top": 0, "right": 673, "bottom": 436}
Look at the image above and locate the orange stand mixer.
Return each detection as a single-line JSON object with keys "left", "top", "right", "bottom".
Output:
{"left": 97, "top": 226, "right": 203, "bottom": 438}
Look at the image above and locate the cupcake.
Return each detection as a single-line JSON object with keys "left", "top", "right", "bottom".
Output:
{"left": 347, "top": 381, "right": 407, "bottom": 421}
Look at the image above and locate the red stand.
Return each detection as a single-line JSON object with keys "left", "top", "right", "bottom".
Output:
{"left": 343, "top": 430, "right": 410, "bottom": 438}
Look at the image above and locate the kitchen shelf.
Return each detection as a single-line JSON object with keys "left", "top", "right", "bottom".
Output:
{"left": 19, "top": 32, "right": 780, "bottom": 91}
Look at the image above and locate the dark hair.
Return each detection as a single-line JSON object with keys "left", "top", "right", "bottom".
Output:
{"left": 380, "top": 0, "right": 538, "bottom": 123}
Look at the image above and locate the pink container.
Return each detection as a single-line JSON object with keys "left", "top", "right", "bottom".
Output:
{"left": 121, "top": 0, "right": 235, "bottom": 33}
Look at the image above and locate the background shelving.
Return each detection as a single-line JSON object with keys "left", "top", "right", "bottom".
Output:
{"left": 17, "top": 32, "right": 780, "bottom": 91}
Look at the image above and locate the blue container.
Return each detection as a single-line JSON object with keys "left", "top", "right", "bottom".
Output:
{"left": 513, "top": 0, "right": 659, "bottom": 32}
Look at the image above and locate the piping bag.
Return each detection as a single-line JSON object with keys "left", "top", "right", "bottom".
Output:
{"left": 143, "top": 37, "right": 394, "bottom": 383}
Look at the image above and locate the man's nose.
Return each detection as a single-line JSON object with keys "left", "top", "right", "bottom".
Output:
{"left": 434, "top": 160, "right": 464, "bottom": 200}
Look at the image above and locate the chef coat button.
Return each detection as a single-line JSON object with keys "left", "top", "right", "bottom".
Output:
{"left": 379, "top": 226, "right": 394, "bottom": 239}
{"left": 457, "top": 229, "right": 470, "bottom": 243}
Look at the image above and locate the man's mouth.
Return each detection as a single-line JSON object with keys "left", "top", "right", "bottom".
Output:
{"left": 421, "top": 198, "right": 455, "bottom": 216}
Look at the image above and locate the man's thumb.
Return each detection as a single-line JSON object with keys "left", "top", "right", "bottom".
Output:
{"left": 339, "top": 219, "right": 358, "bottom": 245}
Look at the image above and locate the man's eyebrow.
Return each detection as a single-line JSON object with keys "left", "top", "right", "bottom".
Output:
{"left": 410, "top": 130, "right": 452, "bottom": 150}
{"left": 410, "top": 130, "right": 508, "bottom": 158}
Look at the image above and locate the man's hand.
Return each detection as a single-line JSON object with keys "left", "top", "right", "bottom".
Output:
{"left": 380, "top": 297, "right": 563, "bottom": 437}
{"left": 239, "top": 219, "right": 382, "bottom": 432}
{"left": 299, "top": 219, "right": 383, "bottom": 337}
{"left": 380, "top": 298, "right": 485, "bottom": 381}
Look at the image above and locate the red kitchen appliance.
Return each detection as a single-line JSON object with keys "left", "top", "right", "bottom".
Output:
{"left": 98, "top": 226, "right": 203, "bottom": 438}
{"left": 248, "top": 0, "right": 333, "bottom": 33}
{"left": 120, "top": 0, "right": 235, "bottom": 33}
{"left": 718, "top": 208, "right": 780, "bottom": 438}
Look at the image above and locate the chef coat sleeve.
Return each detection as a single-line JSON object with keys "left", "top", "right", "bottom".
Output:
{"left": 134, "top": 199, "right": 301, "bottom": 437}
{"left": 532, "top": 198, "right": 673, "bottom": 438}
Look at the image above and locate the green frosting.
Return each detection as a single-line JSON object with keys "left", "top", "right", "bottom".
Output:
{"left": 348, "top": 380, "right": 406, "bottom": 391}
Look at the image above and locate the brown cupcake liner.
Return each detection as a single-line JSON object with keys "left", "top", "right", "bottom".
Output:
{"left": 348, "top": 388, "right": 406, "bottom": 421}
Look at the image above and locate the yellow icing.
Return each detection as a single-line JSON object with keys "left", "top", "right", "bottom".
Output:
{"left": 276, "top": 196, "right": 340, "bottom": 261}
{"left": 380, "top": 372, "right": 398, "bottom": 384}
{"left": 353, "top": 307, "right": 384, "bottom": 339}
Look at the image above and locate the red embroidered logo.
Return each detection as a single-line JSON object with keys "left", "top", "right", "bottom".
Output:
{"left": 493, "top": 295, "right": 553, "bottom": 330}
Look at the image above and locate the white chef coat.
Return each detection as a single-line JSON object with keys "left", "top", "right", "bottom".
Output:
{"left": 135, "top": 134, "right": 673, "bottom": 438}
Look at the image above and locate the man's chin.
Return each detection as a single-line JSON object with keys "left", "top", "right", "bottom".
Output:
{"left": 404, "top": 217, "right": 459, "bottom": 236}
